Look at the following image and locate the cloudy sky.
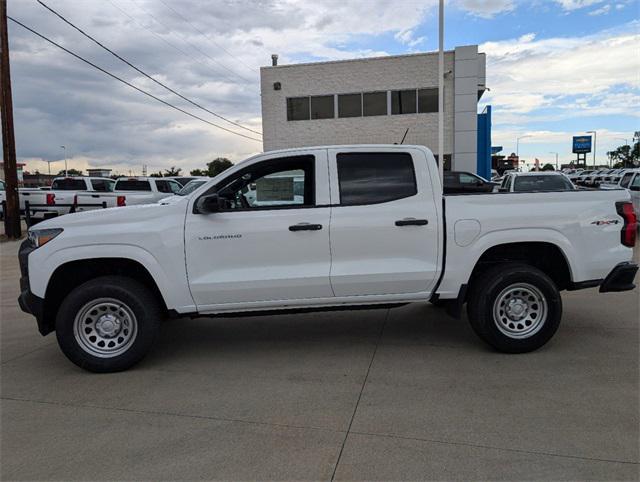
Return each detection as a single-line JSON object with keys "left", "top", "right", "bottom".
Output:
{"left": 6, "top": 0, "right": 640, "bottom": 175}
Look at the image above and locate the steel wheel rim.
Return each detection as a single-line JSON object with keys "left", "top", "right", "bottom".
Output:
{"left": 493, "top": 283, "right": 547, "bottom": 339}
{"left": 73, "top": 298, "right": 138, "bottom": 358}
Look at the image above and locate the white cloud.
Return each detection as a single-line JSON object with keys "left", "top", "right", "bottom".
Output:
{"left": 480, "top": 23, "right": 640, "bottom": 117}
{"left": 394, "top": 28, "right": 426, "bottom": 48}
{"left": 455, "top": 0, "right": 515, "bottom": 18}
{"left": 589, "top": 4, "right": 612, "bottom": 15}
{"left": 9, "top": 0, "right": 438, "bottom": 173}
{"left": 554, "top": 0, "right": 605, "bottom": 11}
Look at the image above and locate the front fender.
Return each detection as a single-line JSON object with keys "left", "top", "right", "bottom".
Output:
{"left": 28, "top": 243, "right": 195, "bottom": 312}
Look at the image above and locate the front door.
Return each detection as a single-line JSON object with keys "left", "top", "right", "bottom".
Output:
{"left": 185, "top": 150, "right": 333, "bottom": 310}
{"left": 328, "top": 148, "right": 441, "bottom": 297}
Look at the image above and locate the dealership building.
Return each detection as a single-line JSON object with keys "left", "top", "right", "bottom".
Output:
{"left": 260, "top": 45, "right": 490, "bottom": 176}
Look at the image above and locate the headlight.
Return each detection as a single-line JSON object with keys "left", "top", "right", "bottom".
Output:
{"left": 27, "top": 228, "right": 63, "bottom": 248}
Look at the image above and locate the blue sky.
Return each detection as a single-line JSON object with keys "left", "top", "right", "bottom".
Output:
{"left": 8, "top": 0, "right": 640, "bottom": 174}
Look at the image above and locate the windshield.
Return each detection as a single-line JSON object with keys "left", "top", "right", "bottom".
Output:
{"left": 177, "top": 180, "right": 207, "bottom": 195}
{"left": 51, "top": 178, "right": 86, "bottom": 190}
{"left": 115, "top": 180, "right": 151, "bottom": 191}
{"left": 514, "top": 175, "right": 574, "bottom": 192}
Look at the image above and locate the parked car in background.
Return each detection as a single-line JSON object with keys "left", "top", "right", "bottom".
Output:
{"left": 443, "top": 171, "right": 496, "bottom": 194}
{"left": 569, "top": 169, "right": 592, "bottom": 184}
{"left": 581, "top": 169, "right": 610, "bottom": 187}
{"left": 164, "top": 176, "right": 209, "bottom": 187}
{"left": 499, "top": 172, "right": 575, "bottom": 192}
{"left": 616, "top": 169, "right": 640, "bottom": 215}
{"left": 76, "top": 177, "right": 182, "bottom": 211}
{"left": 18, "top": 144, "right": 637, "bottom": 372}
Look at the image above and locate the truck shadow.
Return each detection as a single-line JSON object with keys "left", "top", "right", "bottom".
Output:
{"left": 145, "top": 303, "right": 480, "bottom": 366}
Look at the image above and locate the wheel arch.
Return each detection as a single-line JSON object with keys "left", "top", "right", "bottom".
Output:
{"left": 40, "top": 257, "right": 168, "bottom": 335}
{"left": 468, "top": 241, "right": 573, "bottom": 295}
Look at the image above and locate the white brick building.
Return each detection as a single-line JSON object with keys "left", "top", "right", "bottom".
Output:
{"left": 260, "top": 45, "right": 487, "bottom": 172}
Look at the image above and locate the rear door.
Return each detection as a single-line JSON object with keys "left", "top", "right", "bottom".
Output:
{"left": 327, "top": 148, "right": 440, "bottom": 297}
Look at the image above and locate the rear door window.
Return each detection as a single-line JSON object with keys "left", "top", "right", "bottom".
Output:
{"left": 337, "top": 152, "right": 417, "bottom": 205}
{"left": 115, "top": 180, "right": 151, "bottom": 191}
{"left": 90, "top": 179, "right": 114, "bottom": 192}
{"left": 51, "top": 179, "right": 87, "bottom": 190}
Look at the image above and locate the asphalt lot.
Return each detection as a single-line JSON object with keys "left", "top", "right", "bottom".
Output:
{"left": 1, "top": 238, "right": 638, "bottom": 481}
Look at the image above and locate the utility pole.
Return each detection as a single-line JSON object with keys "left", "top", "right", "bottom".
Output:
{"left": 61, "top": 145, "right": 67, "bottom": 176}
{"left": 549, "top": 151, "right": 558, "bottom": 170}
{"left": 1, "top": 0, "right": 21, "bottom": 238}
{"left": 437, "top": 0, "right": 444, "bottom": 185}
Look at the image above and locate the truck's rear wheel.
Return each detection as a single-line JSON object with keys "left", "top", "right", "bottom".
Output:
{"left": 55, "top": 276, "right": 161, "bottom": 372}
{"left": 467, "top": 263, "right": 562, "bottom": 353}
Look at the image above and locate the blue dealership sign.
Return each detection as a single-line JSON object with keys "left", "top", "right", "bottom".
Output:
{"left": 573, "top": 136, "right": 592, "bottom": 154}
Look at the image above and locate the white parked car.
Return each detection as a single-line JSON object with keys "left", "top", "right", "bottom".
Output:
{"left": 76, "top": 177, "right": 182, "bottom": 211}
{"left": 616, "top": 169, "right": 640, "bottom": 215}
{"left": 499, "top": 171, "right": 575, "bottom": 192}
{"left": 18, "top": 145, "right": 638, "bottom": 372}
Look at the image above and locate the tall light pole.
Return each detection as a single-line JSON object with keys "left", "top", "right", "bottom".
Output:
{"left": 60, "top": 145, "right": 67, "bottom": 176}
{"left": 549, "top": 151, "right": 558, "bottom": 170}
{"left": 586, "top": 130, "right": 596, "bottom": 168}
{"left": 516, "top": 135, "right": 531, "bottom": 170}
{"left": 437, "top": 0, "right": 444, "bottom": 185}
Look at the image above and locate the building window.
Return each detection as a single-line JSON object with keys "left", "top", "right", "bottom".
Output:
{"left": 338, "top": 93, "right": 362, "bottom": 118}
{"left": 310, "top": 95, "right": 334, "bottom": 119}
{"left": 286, "top": 97, "right": 310, "bottom": 121}
{"left": 418, "top": 88, "right": 438, "bottom": 113}
{"left": 391, "top": 89, "right": 417, "bottom": 115}
{"left": 337, "top": 152, "right": 417, "bottom": 205}
{"left": 363, "top": 91, "right": 387, "bottom": 116}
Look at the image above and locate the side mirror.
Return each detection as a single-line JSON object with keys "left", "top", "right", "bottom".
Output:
{"left": 195, "top": 193, "right": 220, "bottom": 214}
{"left": 630, "top": 185, "right": 640, "bottom": 192}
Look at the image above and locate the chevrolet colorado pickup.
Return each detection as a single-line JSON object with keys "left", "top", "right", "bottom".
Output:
{"left": 18, "top": 145, "right": 638, "bottom": 372}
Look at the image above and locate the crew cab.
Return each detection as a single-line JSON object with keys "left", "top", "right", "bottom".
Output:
{"left": 18, "top": 145, "right": 638, "bottom": 372}
{"left": 76, "top": 177, "right": 182, "bottom": 211}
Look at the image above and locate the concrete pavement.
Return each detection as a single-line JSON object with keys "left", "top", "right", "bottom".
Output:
{"left": 1, "top": 238, "right": 638, "bottom": 480}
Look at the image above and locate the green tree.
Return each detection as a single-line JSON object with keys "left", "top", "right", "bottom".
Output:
{"left": 164, "top": 166, "right": 182, "bottom": 177}
{"left": 607, "top": 131, "right": 640, "bottom": 168}
{"left": 190, "top": 168, "right": 207, "bottom": 176}
{"left": 57, "top": 168, "right": 83, "bottom": 176}
{"left": 149, "top": 171, "right": 164, "bottom": 178}
{"left": 541, "top": 163, "right": 555, "bottom": 171}
{"left": 206, "top": 157, "right": 233, "bottom": 177}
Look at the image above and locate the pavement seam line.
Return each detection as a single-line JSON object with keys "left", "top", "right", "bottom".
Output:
{"left": 0, "top": 396, "right": 344, "bottom": 435}
{"left": 348, "top": 430, "right": 640, "bottom": 466}
{"left": 330, "top": 308, "right": 390, "bottom": 481}
{"left": 0, "top": 342, "right": 56, "bottom": 366}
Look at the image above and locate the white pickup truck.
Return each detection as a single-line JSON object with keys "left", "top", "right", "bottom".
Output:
{"left": 75, "top": 177, "right": 182, "bottom": 211}
{"left": 18, "top": 145, "right": 638, "bottom": 372}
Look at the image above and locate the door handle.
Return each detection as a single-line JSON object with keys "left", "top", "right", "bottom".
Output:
{"left": 289, "top": 223, "right": 323, "bottom": 232}
{"left": 395, "top": 218, "right": 428, "bottom": 226}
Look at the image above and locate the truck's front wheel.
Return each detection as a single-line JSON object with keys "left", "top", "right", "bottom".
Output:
{"left": 467, "top": 263, "right": 562, "bottom": 353}
{"left": 55, "top": 276, "right": 161, "bottom": 372}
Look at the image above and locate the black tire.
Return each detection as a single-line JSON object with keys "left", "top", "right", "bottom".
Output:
{"left": 55, "top": 276, "right": 162, "bottom": 372}
{"left": 467, "top": 263, "right": 562, "bottom": 353}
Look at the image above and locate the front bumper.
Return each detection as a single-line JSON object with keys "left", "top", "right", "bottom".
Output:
{"left": 599, "top": 262, "right": 638, "bottom": 293}
{"left": 17, "top": 239, "right": 49, "bottom": 335}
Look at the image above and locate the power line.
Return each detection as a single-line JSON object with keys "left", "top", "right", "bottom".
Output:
{"left": 157, "top": 0, "right": 259, "bottom": 74}
{"left": 37, "top": 0, "right": 261, "bottom": 136}
{"left": 129, "top": 0, "right": 254, "bottom": 85}
{"left": 106, "top": 0, "right": 237, "bottom": 85}
{"left": 8, "top": 16, "right": 262, "bottom": 143}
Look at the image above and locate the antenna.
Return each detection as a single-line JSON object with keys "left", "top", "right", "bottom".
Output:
{"left": 399, "top": 128, "right": 409, "bottom": 145}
